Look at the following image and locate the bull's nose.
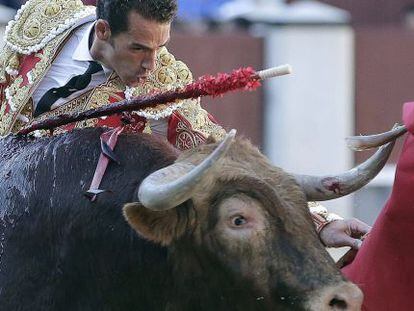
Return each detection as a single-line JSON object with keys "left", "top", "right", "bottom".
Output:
{"left": 308, "top": 282, "right": 363, "bottom": 311}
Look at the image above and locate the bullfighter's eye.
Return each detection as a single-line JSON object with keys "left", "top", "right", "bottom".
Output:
{"left": 232, "top": 215, "right": 247, "bottom": 227}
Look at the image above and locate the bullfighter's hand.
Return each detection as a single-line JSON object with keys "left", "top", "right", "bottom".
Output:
{"left": 319, "top": 218, "right": 371, "bottom": 249}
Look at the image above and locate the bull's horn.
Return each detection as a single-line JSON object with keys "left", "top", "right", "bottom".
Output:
{"left": 138, "top": 129, "right": 237, "bottom": 211}
{"left": 293, "top": 141, "right": 395, "bottom": 201}
{"left": 346, "top": 124, "right": 406, "bottom": 151}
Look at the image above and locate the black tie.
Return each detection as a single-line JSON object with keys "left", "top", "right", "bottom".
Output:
{"left": 34, "top": 61, "right": 103, "bottom": 117}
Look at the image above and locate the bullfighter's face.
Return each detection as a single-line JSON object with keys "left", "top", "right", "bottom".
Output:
{"left": 96, "top": 11, "right": 170, "bottom": 87}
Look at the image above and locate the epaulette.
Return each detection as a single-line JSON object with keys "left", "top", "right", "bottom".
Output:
{"left": 4, "top": 0, "right": 94, "bottom": 55}
{"left": 126, "top": 46, "right": 194, "bottom": 120}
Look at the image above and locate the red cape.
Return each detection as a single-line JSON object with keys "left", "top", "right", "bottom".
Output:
{"left": 342, "top": 102, "right": 414, "bottom": 310}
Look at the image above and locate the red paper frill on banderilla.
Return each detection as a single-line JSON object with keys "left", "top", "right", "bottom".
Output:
{"left": 183, "top": 67, "right": 262, "bottom": 97}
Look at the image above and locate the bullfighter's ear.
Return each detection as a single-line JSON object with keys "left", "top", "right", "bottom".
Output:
{"left": 123, "top": 202, "right": 187, "bottom": 246}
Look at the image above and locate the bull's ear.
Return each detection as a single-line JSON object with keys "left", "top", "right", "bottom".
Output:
{"left": 123, "top": 202, "right": 188, "bottom": 246}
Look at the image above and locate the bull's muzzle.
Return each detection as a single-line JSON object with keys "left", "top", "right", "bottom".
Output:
{"left": 307, "top": 282, "right": 363, "bottom": 311}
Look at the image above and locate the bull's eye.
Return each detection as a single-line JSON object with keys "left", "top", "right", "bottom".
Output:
{"left": 231, "top": 215, "right": 247, "bottom": 227}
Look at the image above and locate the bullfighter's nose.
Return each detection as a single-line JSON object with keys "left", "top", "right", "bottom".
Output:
{"left": 308, "top": 282, "right": 363, "bottom": 311}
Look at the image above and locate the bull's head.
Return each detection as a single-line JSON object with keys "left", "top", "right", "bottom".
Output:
{"left": 124, "top": 131, "right": 393, "bottom": 310}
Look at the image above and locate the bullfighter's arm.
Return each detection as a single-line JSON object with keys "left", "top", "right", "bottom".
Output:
{"left": 308, "top": 201, "right": 343, "bottom": 234}
{"left": 309, "top": 202, "right": 371, "bottom": 249}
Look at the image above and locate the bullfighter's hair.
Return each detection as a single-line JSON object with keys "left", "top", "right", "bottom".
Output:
{"left": 96, "top": 0, "right": 177, "bottom": 36}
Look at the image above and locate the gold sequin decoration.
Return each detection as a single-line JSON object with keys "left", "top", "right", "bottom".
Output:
{"left": 0, "top": 103, "right": 12, "bottom": 136}
{"left": 127, "top": 47, "right": 194, "bottom": 118}
{"left": 158, "top": 48, "right": 175, "bottom": 66}
{"left": 7, "top": 53, "right": 20, "bottom": 70}
{"left": 143, "top": 121, "right": 152, "bottom": 134}
{"left": 0, "top": 47, "right": 15, "bottom": 82}
{"left": 175, "top": 99, "right": 226, "bottom": 142}
{"left": 6, "top": 0, "right": 94, "bottom": 54}
{"left": 23, "top": 21, "right": 41, "bottom": 39}
{"left": 43, "top": 3, "right": 62, "bottom": 17}
{"left": 174, "top": 61, "right": 192, "bottom": 84}
{"left": 156, "top": 67, "right": 177, "bottom": 86}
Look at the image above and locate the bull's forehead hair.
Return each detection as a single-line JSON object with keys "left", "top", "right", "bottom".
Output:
{"left": 178, "top": 136, "right": 265, "bottom": 165}
{"left": 182, "top": 137, "right": 305, "bottom": 203}
{"left": 180, "top": 137, "right": 312, "bottom": 227}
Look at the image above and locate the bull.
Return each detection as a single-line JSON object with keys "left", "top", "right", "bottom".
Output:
{"left": 0, "top": 127, "right": 393, "bottom": 310}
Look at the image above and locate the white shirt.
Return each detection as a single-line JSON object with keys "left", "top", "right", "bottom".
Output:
{"left": 32, "top": 21, "right": 168, "bottom": 137}
{"left": 32, "top": 21, "right": 111, "bottom": 110}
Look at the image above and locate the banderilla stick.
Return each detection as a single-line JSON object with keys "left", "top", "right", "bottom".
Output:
{"left": 18, "top": 65, "right": 292, "bottom": 135}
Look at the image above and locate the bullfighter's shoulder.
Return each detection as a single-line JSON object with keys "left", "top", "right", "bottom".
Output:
{"left": 125, "top": 47, "right": 194, "bottom": 120}
{"left": 3, "top": 0, "right": 95, "bottom": 55}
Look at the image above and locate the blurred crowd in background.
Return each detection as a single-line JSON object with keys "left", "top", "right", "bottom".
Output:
{"left": 0, "top": 0, "right": 23, "bottom": 9}
{"left": 0, "top": 0, "right": 231, "bottom": 19}
{"left": 2, "top": 0, "right": 414, "bottom": 27}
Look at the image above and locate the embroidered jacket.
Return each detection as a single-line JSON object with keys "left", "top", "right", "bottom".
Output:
{"left": 0, "top": 0, "right": 226, "bottom": 149}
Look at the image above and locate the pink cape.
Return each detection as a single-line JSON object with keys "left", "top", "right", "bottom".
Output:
{"left": 342, "top": 102, "right": 414, "bottom": 310}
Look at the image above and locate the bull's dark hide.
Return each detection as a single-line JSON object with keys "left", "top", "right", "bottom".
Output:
{"left": 0, "top": 129, "right": 178, "bottom": 310}
{"left": 0, "top": 128, "right": 283, "bottom": 311}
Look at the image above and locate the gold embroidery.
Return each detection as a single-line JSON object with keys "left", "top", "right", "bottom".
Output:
{"left": 0, "top": 109, "right": 13, "bottom": 136}
{"left": 22, "top": 75, "right": 126, "bottom": 135}
{"left": 75, "top": 118, "right": 98, "bottom": 130}
{"left": 4, "top": 75, "right": 31, "bottom": 122}
{"left": 25, "top": 91, "right": 95, "bottom": 135}
{"left": 176, "top": 124, "right": 204, "bottom": 150}
{"left": 176, "top": 99, "right": 226, "bottom": 142}
{"left": 87, "top": 84, "right": 125, "bottom": 128}
{"left": 127, "top": 47, "right": 194, "bottom": 118}
{"left": 10, "top": 98, "right": 33, "bottom": 133}
{"left": 158, "top": 47, "right": 175, "bottom": 66}
{"left": 0, "top": 46, "right": 16, "bottom": 82}
{"left": 156, "top": 66, "right": 177, "bottom": 86}
{"left": 105, "top": 77, "right": 126, "bottom": 94}
{"left": 1, "top": 25, "right": 78, "bottom": 135}
{"left": 6, "top": 0, "right": 93, "bottom": 54}
{"left": 86, "top": 76, "right": 124, "bottom": 110}
{"left": 88, "top": 90, "right": 111, "bottom": 110}
{"left": 0, "top": 101, "right": 6, "bottom": 126}
{"left": 143, "top": 121, "right": 152, "bottom": 134}
{"left": 7, "top": 53, "right": 20, "bottom": 71}
{"left": 174, "top": 61, "right": 192, "bottom": 83}
{"left": 23, "top": 21, "right": 41, "bottom": 40}
{"left": 43, "top": 3, "right": 63, "bottom": 17}
{"left": 75, "top": 76, "right": 125, "bottom": 128}
{"left": 36, "top": 93, "right": 90, "bottom": 121}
